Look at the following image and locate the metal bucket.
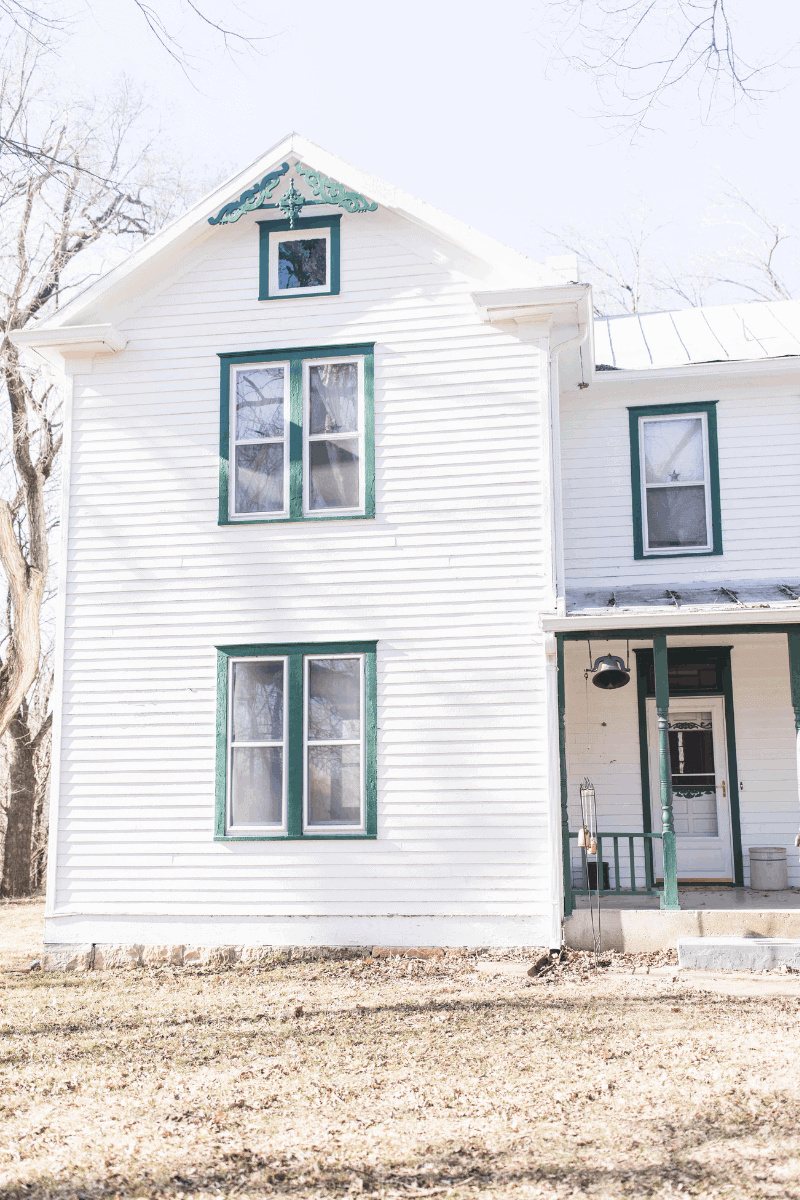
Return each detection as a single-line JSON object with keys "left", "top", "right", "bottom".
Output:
{"left": 749, "top": 845, "right": 788, "bottom": 890}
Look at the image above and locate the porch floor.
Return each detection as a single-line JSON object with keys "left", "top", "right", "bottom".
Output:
{"left": 573, "top": 886, "right": 800, "bottom": 911}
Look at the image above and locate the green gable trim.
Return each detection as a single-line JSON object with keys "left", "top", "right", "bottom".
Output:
{"left": 215, "top": 641, "right": 378, "bottom": 842}
{"left": 258, "top": 215, "right": 341, "bottom": 301}
{"left": 628, "top": 400, "right": 722, "bottom": 561}
{"left": 218, "top": 342, "right": 375, "bottom": 526}
{"left": 208, "top": 163, "right": 376, "bottom": 227}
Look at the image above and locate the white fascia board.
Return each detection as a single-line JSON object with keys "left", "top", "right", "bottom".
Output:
{"left": 26, "top": 133, "right": 557, "bottom": 334}
{"left": 592, "top": 355, "right": 800, "bottom": 386}
{"left": 10, "top": 324, "right": 127, "bottom": 354}
{"left": 472, "top": 284, "right": 592, "bottom": 327}
{"left": 541, "top": 607, "right": 800, "bottom": 633}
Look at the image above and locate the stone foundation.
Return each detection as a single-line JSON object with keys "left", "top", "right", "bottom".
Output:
{"left": 41, "top": 943, "right": 501, "bottom": 971}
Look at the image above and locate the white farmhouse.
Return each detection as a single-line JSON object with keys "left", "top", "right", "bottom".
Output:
{"left": 16, "top": 135, "right": 800, "bottom": 965}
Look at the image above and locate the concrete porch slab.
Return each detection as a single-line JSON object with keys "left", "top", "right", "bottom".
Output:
{"left": 678, "top": 936, "right": 800, "bottom": 971}
{"left": 573, "top": 887, "right": 800, "bottom": 911}
{"left": 564, "top": 906, "right": 800, "bottom": 952}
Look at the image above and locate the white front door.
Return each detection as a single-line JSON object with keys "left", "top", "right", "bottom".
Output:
{"left": 647, "top": 696, "right": 734, "bottom": 882}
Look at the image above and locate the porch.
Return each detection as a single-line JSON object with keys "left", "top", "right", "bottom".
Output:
{"left": 552, "top": 618, "right": 800, "bottom": 949}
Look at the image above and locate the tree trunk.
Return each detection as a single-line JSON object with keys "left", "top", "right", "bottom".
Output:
{"left": 1, "top": 708, "right": 37, "bottom": 896}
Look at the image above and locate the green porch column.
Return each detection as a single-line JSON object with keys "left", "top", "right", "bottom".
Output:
{"left": 788, "top": 629, "right": 800, "bottom": 852}
{"left": 557, "top": 636, "right": 574, "bottom": 917}
{"left": 653, "top": 633, "right": 679, "bottom": 910}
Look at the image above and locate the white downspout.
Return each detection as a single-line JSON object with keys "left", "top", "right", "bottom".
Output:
{"left": 545, "top": 313, "right": 591, "bottom": 947}
{"left": 548, "top": 318, "right": 590, "bottom": 615}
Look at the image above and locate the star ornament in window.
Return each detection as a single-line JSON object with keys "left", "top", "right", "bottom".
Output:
{"left": 669, "top": 470, "right": 681, "bottom": 481}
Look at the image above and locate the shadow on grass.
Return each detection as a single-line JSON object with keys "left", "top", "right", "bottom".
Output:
{"left": 0, "top": 978, "right": 754, "bottom": 1062}
{"left": 5, "top": 1097, "right": 800, "bottom": 1200}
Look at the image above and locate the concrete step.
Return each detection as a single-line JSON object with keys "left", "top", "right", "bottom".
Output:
{"left": 564, "top": 907, "right": 800, "bottom": 952}
{"left": 678, "top": 936, "right": 800, "bottom": 971}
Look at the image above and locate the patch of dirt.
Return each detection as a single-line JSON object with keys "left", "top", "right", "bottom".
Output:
{"left": 1, "top": 928, "right": 799, "bottom": 1199}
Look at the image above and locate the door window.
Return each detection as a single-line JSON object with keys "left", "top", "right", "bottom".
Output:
{"left": 669, "top": 711, "right": 718, "bottom": 836}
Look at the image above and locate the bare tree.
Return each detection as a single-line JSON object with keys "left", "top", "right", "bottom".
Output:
{"left": 546, "top": 207, "right": 669, "bottom": 315}
{"left": 0, "top": 0, "right": 267, "bottom": 69}
{"left": 548, "top": 189, "right": 798, "bottom": 315}
{"left": 665, "top": 186, "right": 796, "bottom": 305}
{"left": 544, "top": 1, "right": 791, "bottom": 136}
{"left": 0, "top": 36, "right": 189, "bottom": 895}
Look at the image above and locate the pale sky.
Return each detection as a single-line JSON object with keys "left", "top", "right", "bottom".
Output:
{"left": 52, "top": 0, "right": 800, "bottom": 307}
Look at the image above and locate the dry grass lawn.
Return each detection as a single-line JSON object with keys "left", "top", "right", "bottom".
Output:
{"left": 2, "top": 902, "right": 800, "bottom": 1198}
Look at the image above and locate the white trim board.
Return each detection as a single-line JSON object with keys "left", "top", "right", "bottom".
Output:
{"left": 541, "top": 608, "right": 800, "bottom": 633}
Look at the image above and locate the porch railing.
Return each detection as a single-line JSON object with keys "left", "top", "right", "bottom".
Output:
{"left": 568, "top": 830, "right": 663, "bottom": 898}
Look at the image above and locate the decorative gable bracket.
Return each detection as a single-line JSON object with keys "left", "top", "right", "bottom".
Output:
{"left": 208, "top": 162, "right": 378, "bottom": 228}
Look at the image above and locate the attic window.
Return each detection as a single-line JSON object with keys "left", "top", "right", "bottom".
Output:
{"left": 258, "top": 215, "right": 340, "bottom": 300}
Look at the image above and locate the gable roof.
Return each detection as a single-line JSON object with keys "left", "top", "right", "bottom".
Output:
{"left": 595, "top": 299, "right": 800, "bottom": 371}
{"left": 21, "top": 132, "right": 562, "bottom": 337}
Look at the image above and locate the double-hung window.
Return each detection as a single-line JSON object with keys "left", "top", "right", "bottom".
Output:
{"left": 219, "top": 344, "right": 374, "bottom": 524}
{"left": 628, "top": 402, "right": 722, "bottom": 558}
{"left": 216, "top": 642, "right": 377, "bottom": 839}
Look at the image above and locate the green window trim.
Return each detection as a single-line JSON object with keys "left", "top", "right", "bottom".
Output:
{"left": 215, "top": 641, "right": 377, "bottom": 841}
{"left": 628, "top": 400, "right": 722, "bottom": 560}
{"left": 258, "top": 216, "right": 340, "bottom": 301}
{"left": 218, "top": 342, "right": 375, "bottom": 526}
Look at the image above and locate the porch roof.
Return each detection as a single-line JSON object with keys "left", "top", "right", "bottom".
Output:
{"left": 541, "top": 606, "right": 800, "bottom": 634}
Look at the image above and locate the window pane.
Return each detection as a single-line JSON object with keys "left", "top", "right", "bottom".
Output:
{"left": 309, "top": 363, "right": 358, "bottom": 435}
{"left": 231, "top": 661, "right": 284, "bottom": 742}
{"left": 278, "top": 238, "right": 327, "bottom": 289}
{"left": 646, "top": 485, "right": 707, "bottom": 548}
{"left": 308, "top": 658, "right": 361, "bottom": 740}
{"left": 308, "top": 439, "right": 359, "bottom": 509}
{"left": 231, "top": 746, "right": 283, "bottom": 825}
{"left": 307, "top": 745, "right": 361, "bottom": 825}
{"left": 643, "top": 417, "right": 705, "bottom": 484}
{"left": 235, "top": 367, "right": 285, "bottom": 441}
{"left": 235, "top": 444, "right": 284, "bottom": 513}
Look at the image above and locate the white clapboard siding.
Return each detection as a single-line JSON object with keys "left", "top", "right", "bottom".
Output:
{"left": 560, "top": 374, "right": 800, "bottom": 590}
{"left": 562, "top": 634, "right": 799, "bottom": 888}
{"left": 52, "top": 205, "right": 556, "bottom": 942}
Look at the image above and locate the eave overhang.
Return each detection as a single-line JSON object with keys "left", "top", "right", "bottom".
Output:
{"left": 10, "top": 324, "right": 127, "bottom": 356}
{"left": 541, "top": 607, "right": 800, "bottom": 634}
{"left": 472, "top": 283, "right": 592, "bottom": 330}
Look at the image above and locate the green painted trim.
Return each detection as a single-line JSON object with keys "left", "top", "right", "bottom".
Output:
{"left": 258, "top": 216, "right": 341, "bottom": 301}
{"left": 628, "top": 400, "right": 722, "bottom": 561}
{"left": 788, "top": 630, "right": 800, "bottom": 732}
{"left": 363, "top": 350, "right": 375, "bottom": 521}
{"left": 365, "top": 648, "right": 378, "bottom": 838}
{"left": 720, "top": 653, "right": 744, "bottom": 886}
{"left": 208, "top": 163, "right": 290, "bottom": 226}
{"left": 634, "top": 652, "right": 654, "bottom": 883}
{"left": 635, "top": 645, "right": 732, "bottom": 697}
{"left": 632, "top": 644, "right": 743, "bottom": 889}
{"left": 218, "top": 343, "right": 375, "bottom": 526}
{"left": 287, "top": 652, "right": 304, "bottom": 837}
{"left": 653, "top": 634, "right": 680, "bottom": 909}
{"left": 289, "top": 358, "right": 303, "bottom": 522}
{"left": 215, "top": 835, "right": 378, "bottom": 842}
{"left": 215, "top": 642, "right": 378, "bottom": 841}
{"left": 556, "top": 636, "right": 573, "bottom": 918}
{"left": 214, "top": 651, "right": 229, "bottom": 839}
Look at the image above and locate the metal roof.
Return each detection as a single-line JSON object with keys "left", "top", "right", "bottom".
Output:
{"left": 594, "top": 299, "right": 800, "bottom": 371}
{"left": 566, "top": 580, "right": 800, "bottom": 617}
